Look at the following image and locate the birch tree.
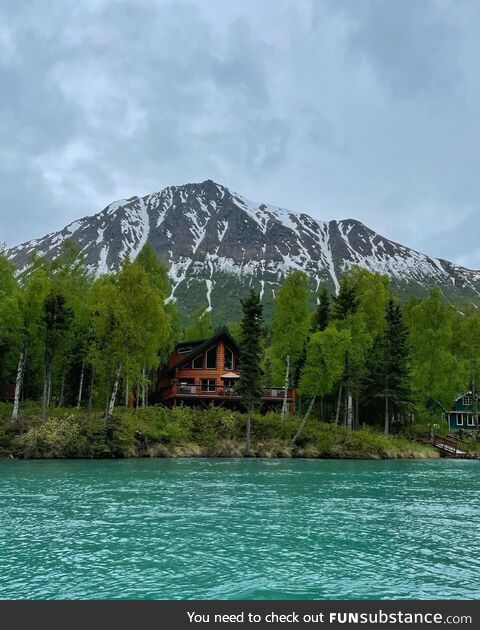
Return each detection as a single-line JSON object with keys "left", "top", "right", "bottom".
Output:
{"left": 91, "top": 258, "right": 172, "bottom": 418}
{"left": 10, "top": 261, "right": 50, "bottom": 420}
{"left": 293, "top": 324, "right": 350, "bottom": 443}
{"left": 269, "top": 271, "right": 310, "bottom": 419}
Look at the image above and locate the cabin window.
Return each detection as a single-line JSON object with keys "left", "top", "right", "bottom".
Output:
{"left": 178, "top": 346, "right": 192, "bottom": 354}
{"left": 178, "top": 379, "right": 195, "bottom": 394}
{"left": 463, "top": 395, "right": 473, "bottom": 406}
{"left": 457, "top": 414, "right": 464, "bottom": 426}
{"left": 224, "top": 346, "right": 234, "bottom": 370}
{"left": 467, "top": 415, "right": 475, "bottom": 426}
{"left": 201, "top": 379, "right": 216, "bottom": 392}
{"left": 192, "top": 354, "right": 204, "bottom": 369}
{"left": 206, "top": 346, "right": 217, "bottom": 369}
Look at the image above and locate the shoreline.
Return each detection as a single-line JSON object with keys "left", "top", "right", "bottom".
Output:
{"left": 1, "top": 443, "right": 442, "bottom": 461}
{"left": 3, "top": 407, "right": 475, "bottom": 461}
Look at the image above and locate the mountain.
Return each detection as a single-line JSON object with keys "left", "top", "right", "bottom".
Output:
{"left": 7, "top": 179, "right": 480, "bottom": 321}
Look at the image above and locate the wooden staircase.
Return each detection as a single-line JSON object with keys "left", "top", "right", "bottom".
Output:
{"left": 432, "top": 434, "right": 477, "bottom": 459}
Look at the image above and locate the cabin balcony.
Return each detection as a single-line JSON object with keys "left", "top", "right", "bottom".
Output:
{"left": 165, "top": 380, "right": 295, "bottom": 402}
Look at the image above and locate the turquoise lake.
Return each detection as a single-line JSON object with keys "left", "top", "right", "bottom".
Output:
{"left": 0, "top": 458, "right": 479, "bottom": 600}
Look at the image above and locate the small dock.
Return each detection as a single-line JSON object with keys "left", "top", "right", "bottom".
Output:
{"left": 432, "top": 434, "right": 478, "bottom": 459}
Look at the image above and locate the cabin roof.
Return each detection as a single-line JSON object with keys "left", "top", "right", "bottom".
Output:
{"left": 166, "top": 329, "right": 239, "bottom": 373}
{"left": 455, "top": 391, "right": 475, "bottom": 401}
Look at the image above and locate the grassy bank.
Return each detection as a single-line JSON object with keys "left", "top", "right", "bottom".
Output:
{"left": 0, "top": 403, "right": 440, "bottom": 460}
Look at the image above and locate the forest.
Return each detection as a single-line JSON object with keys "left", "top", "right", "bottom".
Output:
{"left": 1, "top": 240, "right": 479, "bottom": 458}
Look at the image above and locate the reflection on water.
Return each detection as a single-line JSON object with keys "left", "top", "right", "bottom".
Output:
{"left": 0, "top": 458, "right": 479, "bottom": 600}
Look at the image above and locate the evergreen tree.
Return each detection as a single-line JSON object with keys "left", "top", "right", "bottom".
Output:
{"left": 237, "top": 290, "right": 263, "bottom": 455}
{"left": 332, "top": 277, "right": 358, "bottom": 321}
{"left": 364, "top": 299, "right": 413, "bottom": 434}
{"left": 312, "top": 285, "right": 331, "bottom": 332}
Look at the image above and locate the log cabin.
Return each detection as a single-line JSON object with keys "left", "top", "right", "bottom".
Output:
{"left": 150, "top": 329, "right": 296, "bottom": 413}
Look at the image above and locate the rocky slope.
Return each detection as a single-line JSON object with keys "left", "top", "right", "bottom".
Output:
{"left": 7, "top": 179, "right": 480, "bottom": 320}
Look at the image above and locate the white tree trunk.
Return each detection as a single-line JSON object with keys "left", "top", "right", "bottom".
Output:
{"left": 12, "top": 348, "right": 26, "bottom": 421}
{"left": 335, "top": 379, "right": 343, "bottom": 425}
{"left": 125, "top": 374, "right": 129, "bottom": 409}
{"left": 281, "top": 354, "right": 290, "bottom": 420}
{"left": 292, "top": 395, "right": 316, "bottom": 445}
{"left": 346, "top": 392, "right": 353, "bottom": 430}
{"left": 107, "top": 366, "right": 121, "bottom": 418}
{"left": 77, "top": 360, "right": 85, "bottom": 409}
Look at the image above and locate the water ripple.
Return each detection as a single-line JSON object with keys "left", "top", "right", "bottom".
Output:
{"left": 0, "top": 459, "right": 479, "bottom": 599}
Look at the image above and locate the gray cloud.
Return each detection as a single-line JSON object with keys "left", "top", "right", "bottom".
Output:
{"left": 1, "top": 0, "right": 480, "bottom": 268}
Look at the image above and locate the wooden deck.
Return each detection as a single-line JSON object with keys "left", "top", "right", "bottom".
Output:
{"left": 432, "top": 434, "right": 478, "bottom": 459}
{"left": 166, "top": 382, "right": 295, "bottom": 403}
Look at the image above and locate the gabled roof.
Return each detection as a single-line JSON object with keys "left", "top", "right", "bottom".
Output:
{"left": 166, "top": 329, "right": 239, "bottom": 373}
{"left": 455, "top": 391, "right": 476, "bottom": 401}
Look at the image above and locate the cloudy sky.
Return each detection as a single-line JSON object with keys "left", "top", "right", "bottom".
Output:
{"left": 1, "top": 0, "right": 480, "bottom": 267}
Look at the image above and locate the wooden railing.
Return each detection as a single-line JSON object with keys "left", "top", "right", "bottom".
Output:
{"left": 433, "top": 434, "right": 469, "bottom": 457}
{"left": 170, "top": 382, "right": 295, "bottom": 400}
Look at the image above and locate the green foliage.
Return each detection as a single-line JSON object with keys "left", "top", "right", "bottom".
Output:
{"left": 4, "top": 406, "right": 438, "bottom": 460}
{"left": 407, "top": 288, "right": 462, "bottom": 412}
{"left": 300, "top": 325, "right": 351, "bottom": 397}
{"left": 184, "top": 305, "right": 214, "bottom": 340}
{"left": 269, "top": 271, "right": 311, "bottom": 384}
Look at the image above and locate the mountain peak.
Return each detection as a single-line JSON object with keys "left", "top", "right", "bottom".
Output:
{"left": 7, "top": 183, "right": 480, "bottom": 320}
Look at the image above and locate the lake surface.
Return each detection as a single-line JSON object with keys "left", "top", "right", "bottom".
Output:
{"left": 0, "top": 458, "right": 479, "bottom": 600}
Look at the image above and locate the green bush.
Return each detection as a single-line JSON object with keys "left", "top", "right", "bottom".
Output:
{"left": 2, "top": 404, "right": 442, "bottom": 459}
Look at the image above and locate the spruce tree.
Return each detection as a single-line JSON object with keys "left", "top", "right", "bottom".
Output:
{"left": 332, "top": 277, "right": 358, "bottom": 321}
{"left": 312, "top": 286, "right": 331, "bottom": 332}
{"left": 364, "top": 298, "right": 413, "bottom": 434}
{"left": 237, "top": 290, "right": 263, "bottom": 455}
